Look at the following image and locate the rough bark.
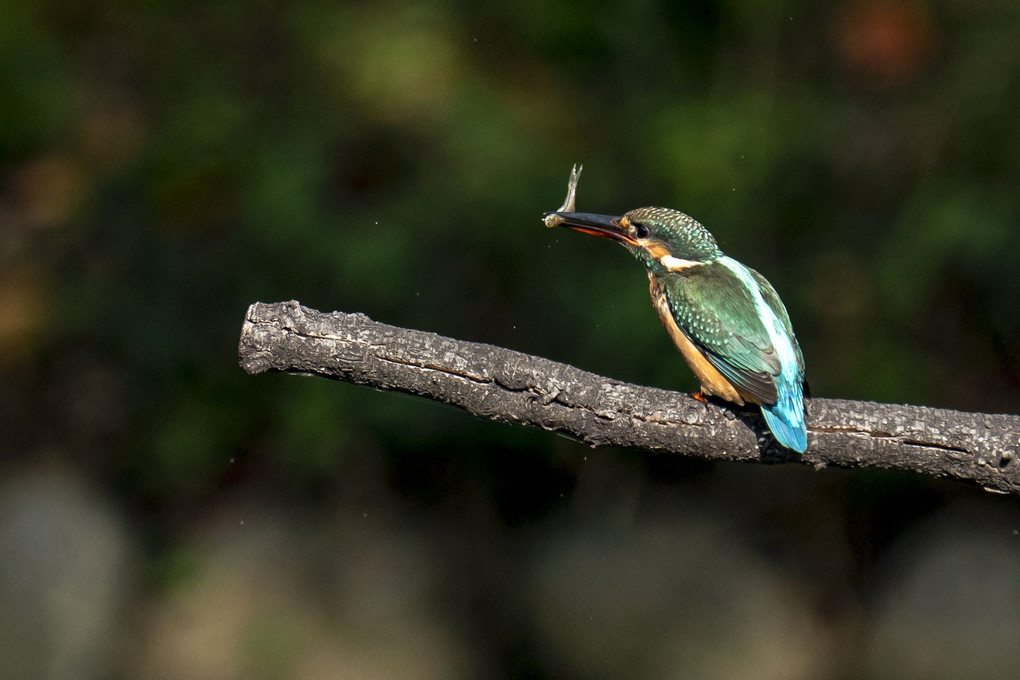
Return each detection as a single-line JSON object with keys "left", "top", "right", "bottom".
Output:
{"left": 239, "top": 300, "right": 1020, "bottom": 495}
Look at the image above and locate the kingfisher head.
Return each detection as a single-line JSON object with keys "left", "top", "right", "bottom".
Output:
{"left": 544, "top": 206, "right": 723, "bottom": 272}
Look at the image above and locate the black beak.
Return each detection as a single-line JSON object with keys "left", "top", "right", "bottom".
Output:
{"left": 543, "top": 211, "right": 636, "bottom": 245}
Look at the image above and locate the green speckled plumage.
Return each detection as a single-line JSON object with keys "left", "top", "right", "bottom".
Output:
{"left": 658, "top": 264, "right": 792, "bottom": 404}
{"left": 625, "top": 207, "right": 721, "bottom": 267}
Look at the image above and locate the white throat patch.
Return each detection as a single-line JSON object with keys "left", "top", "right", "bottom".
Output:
{"left": 659, "top": 255, "right": 701, "bottom": 271}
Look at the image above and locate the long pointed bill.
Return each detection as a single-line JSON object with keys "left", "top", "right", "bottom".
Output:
{"left": 542, "top": 211, "right": 636, "bottom": 245}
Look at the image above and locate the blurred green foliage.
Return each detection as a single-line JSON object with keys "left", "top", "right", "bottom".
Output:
{"left": 7, "top": 0, "right": 1018, "bottom": 490}
{"left": 0, "top": 0, "right": 1014, "bottom": 493}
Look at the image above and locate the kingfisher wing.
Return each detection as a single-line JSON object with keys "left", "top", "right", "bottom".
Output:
{"left": 748, "top": 267, "right": 805, "bottom": 375}
{"left": 659, "top": 265, "right": 781, "bottom": 404}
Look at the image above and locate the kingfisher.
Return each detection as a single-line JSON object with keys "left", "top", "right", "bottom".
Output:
{"left": 544, "top": 166, "right": 807, "bottom": 452}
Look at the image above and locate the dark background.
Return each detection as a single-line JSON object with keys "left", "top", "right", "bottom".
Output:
{"left": 2, "top": 1, "right": 1019, "bottom": 678}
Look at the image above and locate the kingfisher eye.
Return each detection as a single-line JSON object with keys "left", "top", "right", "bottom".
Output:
{"left": 633, "top": 223, "right": 649, "bottom": 239}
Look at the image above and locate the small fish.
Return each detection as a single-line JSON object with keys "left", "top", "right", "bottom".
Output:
{"left": 544, "top": 164, "right": 582, "bottom": 228}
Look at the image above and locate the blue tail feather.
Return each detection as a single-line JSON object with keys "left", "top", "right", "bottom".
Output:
{"left": 760, "top": 383, "right": 807, "bottom": 453}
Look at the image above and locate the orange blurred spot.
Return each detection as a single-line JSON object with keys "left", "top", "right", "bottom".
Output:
{"left": 0, "top": 268, "right": 50, "bottom": 363}
{"left": 12, "top": 156, "right": 86, "bottom": 229}
{"left": 79, "top": 92, "right": 145, "bottom": 172}
{"left": 833, "top": 0, "right": 937, "bottom": 87}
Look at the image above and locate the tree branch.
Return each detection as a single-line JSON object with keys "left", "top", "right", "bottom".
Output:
{"left": 239, "top": 301, "right": 1020, "bottom": 495}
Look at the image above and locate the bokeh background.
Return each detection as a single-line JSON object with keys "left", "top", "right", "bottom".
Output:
{"left": 2, "top": 1, "right": 1020, "bottom": 678}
